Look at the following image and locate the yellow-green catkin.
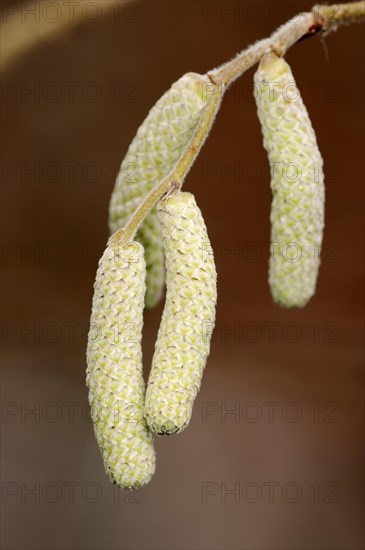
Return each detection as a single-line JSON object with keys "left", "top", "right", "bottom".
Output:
{"left": 86, "top": 237, "right": 155, "bottom": 489}
{"left": 109, "top": 73, "right": 211, "bottom": 308}
{"left": 254, "top": 53, "right": 325, "bottom": 307}
{"left": 144, "top": 192, "right": 217, "bottom": 435}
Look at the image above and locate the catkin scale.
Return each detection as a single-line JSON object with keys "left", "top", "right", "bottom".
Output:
{"left": 144, "top": 192, "right": 217, "bottom": 435}
{"left": 86, "top": 238, "right": 155, "bottom": 489}
{"left": 254, "top": 53, "right": 325, "bottom": 307}
{"left": 109, "top": 73, "right": 211, "bottom": 308}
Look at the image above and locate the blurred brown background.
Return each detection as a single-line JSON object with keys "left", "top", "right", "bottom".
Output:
{"left": 1, "top": 1, "right": 364, "bottom": 548}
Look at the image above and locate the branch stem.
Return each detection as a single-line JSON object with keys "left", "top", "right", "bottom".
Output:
{"left": 110, "top": 0, "right": 364, "bottom": 246}
{"left": 209, "top": 1, "right": 365, "bottom": 86}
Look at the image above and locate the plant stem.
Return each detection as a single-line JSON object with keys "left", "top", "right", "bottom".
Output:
{"left": 209, "top": 1, "right": 365, "bottom": 86}
{"left": 110, "top": 0, "right": 364, "bottom": 246}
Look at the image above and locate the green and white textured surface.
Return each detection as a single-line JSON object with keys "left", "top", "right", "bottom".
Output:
{"left": 86, "top": 239, "right": 155, "bottom": 489}
{"left": 109, "top": 73, "right": 210, "bottom": 308}
{"left": 254, "top": 53, "right": 325, "bottom": 307}
{"left": 145, "top": 192, "right": 217, "bottom": 434}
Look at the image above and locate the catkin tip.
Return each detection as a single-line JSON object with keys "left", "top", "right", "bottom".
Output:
{"left": 144, "top": 412, "right": 185, "bottom": 436}
{"left": 272, "top": 293, "right": 311, "bottom": 309}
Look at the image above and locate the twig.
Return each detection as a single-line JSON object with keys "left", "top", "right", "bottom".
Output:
{"left": 111, "top": 1, "right": 364, "bottom": 244}
{"left": 208, "top": 1, "right": 365, "bottom": 86}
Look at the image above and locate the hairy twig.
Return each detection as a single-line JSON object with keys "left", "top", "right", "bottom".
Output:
{"left": 114, "top": 1, "right": 364, "bottom": 243}
{"left": 209, "top": 1, "right": 365, "bottom": 86}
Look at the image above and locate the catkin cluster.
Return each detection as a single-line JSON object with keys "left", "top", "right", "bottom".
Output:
{"left": 88, "top": 67, "right": 218, "bottom": 490}
{"left": 87, "top": 47, "right": 328, "bottom": 489}
{"left": 109, "top": 73, "right": 210, "bottom": 308}
{"left": 87, "top": 193, "right": 217, "bottom": 488}
{"left": 254, "top": 52, "right": 325, "bottom": 307}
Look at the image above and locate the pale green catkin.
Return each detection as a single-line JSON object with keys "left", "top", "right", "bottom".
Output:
{"left": 254, "top": 53, "right": 325, "bottom": 307}
{"left": 109, "top": 73, "right": 211, "bottom": 308}
{"left": 86, "top": 238, "right": 155, "bottom": 489}
{"left": 144, "top": 192, "right": 217, "bottom": 435}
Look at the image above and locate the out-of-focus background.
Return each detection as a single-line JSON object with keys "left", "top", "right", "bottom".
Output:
{"left": 1, "top": 1, "right": 364, "bottom": 548}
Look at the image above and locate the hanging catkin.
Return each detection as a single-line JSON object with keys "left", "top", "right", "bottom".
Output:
{"left": 109, "top": 73, "right": 211, "bottom": 308}
{"left": 86, "top": 236, "right": 155, "bottom": 489}
{"left": 144, "top": 192, "right": 217, "bottom": 435}
{"left": 254, "top": 52, "right": 325, "bottom": 307}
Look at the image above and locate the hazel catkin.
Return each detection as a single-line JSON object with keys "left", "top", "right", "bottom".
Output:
{"left": 86, "top": 236, "right": 155, "bottom": 489}
{"left": 109, "top": 73, "right": 211, "bottom": 308}
{"left": 254, "top": 52, "right": 325, "bottom": 307}
{"left": 144, "top": 192, "right": 217, "bottom": 435}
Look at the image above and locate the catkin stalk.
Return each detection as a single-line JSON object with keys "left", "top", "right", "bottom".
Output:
{"left": 254, "top": 53, "right": 325, "bottom": 307}
{"left": 144, "top": 192, "right": 217, "bottom": 435}
{"left": 86, "top": 238, "right": 155, "bottom": 489}
{"left": 109, "top": 73, "right": 211, "bottom": 308}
